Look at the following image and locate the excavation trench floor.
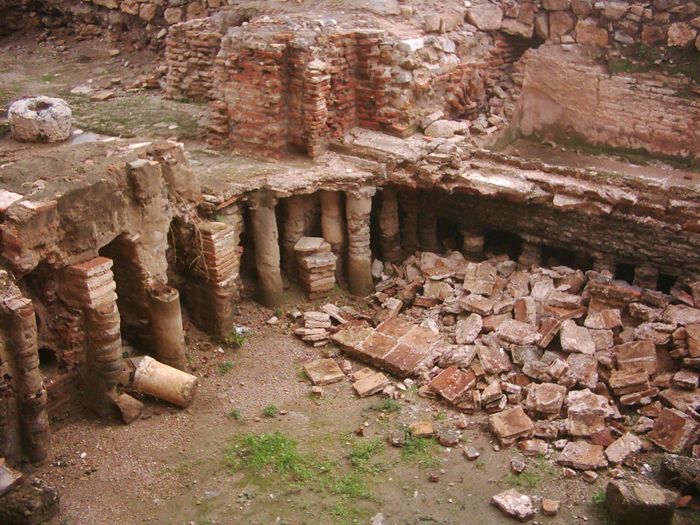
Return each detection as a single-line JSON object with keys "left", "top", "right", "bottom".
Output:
{"left": 41, "top": 299, "right": 612, "bottom": 525}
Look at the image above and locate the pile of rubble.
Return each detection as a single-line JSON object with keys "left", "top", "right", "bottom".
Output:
{"left": 320, "top": 250, "right": 700, "bottom": 480}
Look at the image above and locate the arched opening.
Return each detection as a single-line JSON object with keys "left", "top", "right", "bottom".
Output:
{"left": 614, "top": 263, "right": 636, "bottom": 285}
{"left": 483, "top": 229, "right": 522, "bottom": 260}
{"left": 657, "top": 273, "right": 677, "bottom": 295}
{"left": 38, "top": 347, "right": 59, "bottom": 376}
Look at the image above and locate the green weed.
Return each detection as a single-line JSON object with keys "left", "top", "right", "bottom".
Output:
{"left": 218, "top": 360, "right": 234, "bottom": 375}
{"left": 262, "top": 404, "right": 279, "bottom": 418}
{"left": 227, "top": 409, "right": 241, "bottom": 421}
{"left": 401, "top": 431, "right": 440, "bottom": 468}
{"left": 368, "top": 398, "right": 401, "bottom": 414}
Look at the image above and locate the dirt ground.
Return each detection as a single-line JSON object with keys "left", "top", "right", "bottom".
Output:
{"left": 40, "top": 297, "right": 607, "bottom": 525}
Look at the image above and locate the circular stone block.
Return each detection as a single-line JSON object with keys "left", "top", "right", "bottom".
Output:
{"left": 8, "top": 96, "right": 72, "bottom": 143}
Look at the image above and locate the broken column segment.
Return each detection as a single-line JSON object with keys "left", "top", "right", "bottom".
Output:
{"left": 461, "top": 226, "right": 485, "bottom": 260}
{"left": 2, "top": 292, "right": 50, "bottom": 465}
{"left": 147, "top": 283, "right": 187, "bottom": 371}
{"left": 294, "top": 237, "right": 337, "bottom": 299}
{"left": 131, "top": 356, "right": 198, "bottom": 408}
{"left": 378, "top": 187, "right": 402, "bottom": 264}
{"left": 282, "top": 194, "right": 313, "bottom": 281}
{"left": 319, "top": 190, "right": 347, "bottom": 286}
{"left": 250, "top": 192, "right": 284, "bottom": 308}
{"left": 346, "top": 187, "right": 375, "bottom": 296}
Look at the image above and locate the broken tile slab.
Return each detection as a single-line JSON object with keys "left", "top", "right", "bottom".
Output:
{"left": 491, "top": 489, "right": 535, "bottom": 521}
{"left": 476, "top": 342, "right": 512, "bottom": 375}
{"left": 423, "top": 280, "right": 454, "bottom": 301}
{"left": 523, "top": 382, "right": 567, "bottom": 415}
{"left": 382, "top": 343, "right": 432, "bottom": 377}
{"left": 455, "top": 313, "right": 482, "bottom": 344}
{"left": 351, "top": 367, "right": 376, "bottom": 381}
{"left": 566, "top": 389, "right": 613, "bottom": 436}
{"left": 557, "top": 441, "right": 607, "bottom": 470}
{"left": 429, "top": 365, "right": 476, "bottom": 404}
{"left": 511, "top": 345, "right": 543, "bottom": 366}
{"left": 0, "top": 189, "right": 23, "bottom": 213}
{"left": 560, "top": 320, "right": 595, "bottom": 354}
{"left": 634, "top": 322, "right": 674, "bottom": 346}
{"left": 614, "top": 340, "right": 657, "bottom": 374}
{"left": 330, "top": 324, "right": 373, "bottom": 352}
{"left": 304, "top": 358, "right": 345, "bottom": 385}
{"left": 548, "top": 290, "right": 584, "bottom": 309}
{"left": 482, "top": 313, "right": 512, "bottom": 332}
{"left": 605, "top": 432, "right": 643, "bottom": 464}
{"left": 584, "top": 308, "right": 622, "bottom": 330}
{"left": 496, "top": 319, "right": 541, "bottom": 345}
{"left": 672, "top": 369, "right": 700, "bottom": 390}
{"left": 663, "top": 304, "right": 700, "bottom": 326}
{"left": 609, "top": 370, "right": 650, "bottom": 395}
{"left": 537, "top": 318, "right": 561, "bottom": 348}
{"left": 590, "top": 328, "right": 614, "bottom": 351}
{"left": 490, "top": 406, "right": 535, "bottom": 445}
{"left": 437, "top": 344, "right": 477, "bottom": 369}
{"left": 648, "top": 408, "right": 700, "bottom": 454}
{"left": 463, "top": 261, "right": 497, "bottom": 296}
{"left": 605, "top": 480, "right": 677, "bottom": 525}
{"left": 376, "top": 316, "right": 414, "bottom": 338}
{"left": 353, "top": 372, "right": 390, "bottom": 398}
{"left": 410, "top": 420, "right": 435, "bottom": 437}
{"left": 686, "top": 324, "right": 700, "bottom": 357}
{"left": 566, "top": 353, "right": 598, "bottom": 389}
{"left": 459, "top": 294, "right": 495, "bottom": 316}
{"left": 398, "top": 325, "right": 441, "bottom": 351}
{"left": 514, "top": 296, "right": 537, "bottom": 326}
{"left": 358, "top": 331, "right": 398, "bottom": 364}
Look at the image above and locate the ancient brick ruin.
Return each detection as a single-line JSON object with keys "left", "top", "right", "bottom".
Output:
{"left": 2, "top": 0, "right": 700, "bottom": 523}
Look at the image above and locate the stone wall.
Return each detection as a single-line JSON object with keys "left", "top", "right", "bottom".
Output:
{"left": 200, "top": 19, "right": 505, "bottom": 156}
{"left": 473, "top": 0, "right": 700, "bottom": 50}
{"left": 516, "top": 44, "right": 700, "bottom": 159}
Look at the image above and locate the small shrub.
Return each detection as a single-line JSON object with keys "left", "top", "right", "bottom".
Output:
{"left": 223, "top": 330, "right": 246, "bottom": 349}
{"left": 227, "top": 409, "right": 241, "bottom": 421}
{"left": 369, "top": 398, "right": 401, "bottom": 414}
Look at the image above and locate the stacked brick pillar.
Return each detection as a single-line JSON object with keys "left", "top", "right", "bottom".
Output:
{"left": 61, "top": 257, "right": 123, "bottom": 417}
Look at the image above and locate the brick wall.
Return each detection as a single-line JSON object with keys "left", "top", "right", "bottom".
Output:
{"left": 517, "top": 45, "right": 700, "bottom": 159}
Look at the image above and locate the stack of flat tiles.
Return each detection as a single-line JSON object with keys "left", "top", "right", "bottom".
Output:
{"left": 294, "top": 236, "right": 337, "bottom": 299}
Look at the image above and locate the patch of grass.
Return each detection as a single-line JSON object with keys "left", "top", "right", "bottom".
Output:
{"left": 222, "top": 330, "right": 246, "bottom": 349}
{"left": 501, "top": 454, "right": 558, "bottom": 489}
{"left": 503, "top": 470, "right": 542, "bottom": 489}
{"left": 331, "top": 472, "right": 371, "bottom": 499}
{"left": 218, "top": 360, "right": 234, "bottom": 375}
{"left": 368, "top": 398, "right": 401, "bottom": 414}
{"left": 592, "top": 489, "right": 606, "bottom": 505}
{"left": 223, "top": 432, "right": 330, "bottom": 483}
{"left": 227, "top": 409, "right": 241, "bottom": 421}
{"left": 262, "top": 404, "right": 279, "bottom": 418}
{"left": 433, "top": 411, "right": 447, "bottom": 422}
{"left": 401, "top": 431, "right": 440, "bottom": 469}
{"left": 348, "top": 438, "right": 385, "bottom": 472}
{"left": 41, "top": 73, "right": 55, "bottom": 82}
{"left": 473, "top": 459, "right": 485, "bottom": 470}
{"left": 329, "top": 501, "right": 362, "bottom": 525}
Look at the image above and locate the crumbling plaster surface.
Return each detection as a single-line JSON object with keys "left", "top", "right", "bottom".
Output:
{"left": 0, "top": 139, "right": 199, "bottom": 279}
